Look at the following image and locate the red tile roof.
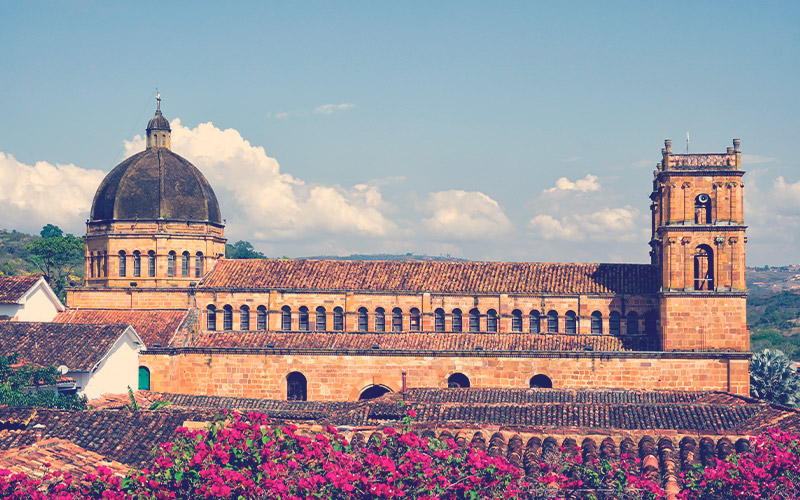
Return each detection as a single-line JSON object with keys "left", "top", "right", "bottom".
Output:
{"left": 0, "top": 276, "right": 39, "bottom": 304}
{"left": 201, "top": 259, "right": 658, "bottom": 294}
{"left": 0, "top": 408, "right": 215, "bottom": 469}
{"left": 0, "top": 438, "right": 129, "bottom": 482}
{"left": 189, "top": 331, "right": 654, "bottom": 351}
{"left": 0, "top": 322, "right": 132, "bottom": 371}
{"left": 54, "top": 309, "right": 189, "bottom": 347}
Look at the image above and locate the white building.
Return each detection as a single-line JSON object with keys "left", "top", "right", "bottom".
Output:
{"left": 0, "top": 276, "right": 65, "bottom": 321}
{"left": 0, "top": 322, "right": 144, "bottom": 400}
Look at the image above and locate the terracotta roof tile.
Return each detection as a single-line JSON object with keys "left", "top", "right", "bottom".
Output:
{"left": 0, "top": 276, "right": 39, "bottom": 304}
{"left": 201, "top": 259, "right": 659, "bottom": 295}
{"left": 54, "top": 309, "right": 188, "bottom": 347}
{"left": 0, "top": 322, "right": 131, "bottom": 371}
{"left": 0, "top": 438, "right": 129, "bottom": 481}
{"left": 189, "top": 331, "right": 655, "bottom": 351}
{"left": 0, "top": 408, "right": 215, "bottom": 469}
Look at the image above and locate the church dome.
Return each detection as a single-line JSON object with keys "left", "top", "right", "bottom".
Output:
{"left": 146, "top": 110, "right": 170, "bottom": 131}
{"left": 89, "top": 96, "right": 222, "bottom": 223}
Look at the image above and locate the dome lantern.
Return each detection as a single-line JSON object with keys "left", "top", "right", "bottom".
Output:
{"left": 146, "top": 93, "right": 171, "bottom": 150}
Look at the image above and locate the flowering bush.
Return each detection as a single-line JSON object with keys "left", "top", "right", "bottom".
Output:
{"left": 0, "top": 411, "right": 796, "bottom": 500}
{"left": 678, "top": 428, "right": 800, "bottom": 500}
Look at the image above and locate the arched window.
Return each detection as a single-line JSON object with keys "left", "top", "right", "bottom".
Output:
{"left": 591, "top": 311, "right": 602, "bottom": 334}
{"left": 257, "top": 306, "right": 267, "bottom": 330}
{"left": 565, "top": 310, "right": 577, "bottom": 334}
{"left": 148, "top": 251, "right": 156, "bottom": 277}
{"left": 118, "top": 251, "right": 126, "bottom": 277}
{"left": 281, "top": 306, "right": 291, "bottom": 331}
{"left": 316, "top": 306, "right": 326, "bottom": 331}
{"left": 167, "top": 251, "right": 176, "bottom": 277}
{"left": 530, "top": 374, "right": 552, "bottom": 389}
{"left": 694, "top": 245, "right": 714, "bottom": 290}
{"left": 626, "top": 312, "right": 639, "bottom": 335}
{"left": 333, "top": 307, "right": 344, "bottom": 331}
{"left": 286, "top": 372, "right": 307, "bottom": 401}
{"left": 434, "top": 308, "right": 445, "bottom": 332}
{"left": 375, "top": 307, "right": 385, "bottom": 332}
{"left": 448, "top": 373, "right": 470, "bottom": 388}
{"left": 530, "top": 310, "right": 540, "bottom": 333}
{"left": 133, "top": 251, "right": 141, "bottom": 277}
{"left": 181, "top": 252, "right": 190, "bottom": 277}
{"left": 392, "top": 307, "right": 403, "bottom": 332}
{"left": 511, "top": 310, "right": 522, "bottom": 332}
{"left": 223, "top": 305, "right": 233, "bottom": 330}
{"left": 695, "top": 194, "right": 711, "bottom": 224}
{"left": 451, "top": 309, "right": 462, "bottom": 333}
{"left": 195, "top": 252, "right": 204, "bottom": 278}
{"left": 299, "top": 306, "right": 309, "bottom": 331}
{"left": 410, "top": 308, "right": 420, "bottom": 331}
{"left": 359, "top": 385, "right": 391, "bottom": 400}
{"left": 487, "top": 309, "right": 498, "bottom": 333}
{"left": 547, "top": 310, "right": 558, "bottom": 333}
{"left": 645, "top": 311, "right": 658, "bottom": 334}
{"left": 138, "top": 366, "right": 150, "bottom": 391}
{"left": 161, "top": 134, "right": 166, "bottom": 146}
{"left": 358, "top": 307, "right": 368, "bottom": 332}
{"left": 469, "top": 308, "right": 480, "bottom": 332}
{"left": 609, "top": 312, "right": 621, "bottom": 335}
{"left": 240, "top": 305, "right": 250, "bottom": 330}
{"left": 206, "top": 305, "right": 217, "bottom": 331}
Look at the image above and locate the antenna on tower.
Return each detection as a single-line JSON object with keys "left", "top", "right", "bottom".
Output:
{"left": 686, "top": 131, "right": 690, "bottom": 153}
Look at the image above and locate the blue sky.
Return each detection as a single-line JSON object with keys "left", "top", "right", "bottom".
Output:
{"left": 1, "top": 2, "right": 798, "bottom": 265}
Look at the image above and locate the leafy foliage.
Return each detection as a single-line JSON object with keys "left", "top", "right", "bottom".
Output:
{"left": 748, "top": 291, "right": 800, "bottom": 359}
{"left": 0, "top": 228, "right": 39, "bottom": 277}
{"left": 25, "top": 225, "right": 83, "bottom": 300}
{"left": 225, "top": 240, "right": 267, "bottom": 259}
{"left": 750, "top": 349, "right": 800, "bottom": 407}
{"left": 0, "top": 354, "right": 87, "bottom": 410}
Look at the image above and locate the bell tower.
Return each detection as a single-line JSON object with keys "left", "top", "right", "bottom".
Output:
{"left": 650, "top": 139, "right": 747, "bottom": 352}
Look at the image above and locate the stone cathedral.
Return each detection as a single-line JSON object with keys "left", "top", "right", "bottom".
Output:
{"left": 61, "top": 100, "right": 749, "bottom": 401}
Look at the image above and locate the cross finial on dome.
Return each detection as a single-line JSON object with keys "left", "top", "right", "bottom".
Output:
{"left": 156, "top": 91, "right": 161, "bottom": 112}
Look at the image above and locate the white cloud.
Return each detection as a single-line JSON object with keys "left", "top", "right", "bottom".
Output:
{"left": 529, "top": 206, "right": 640, "bottom": 242}
{"left": 771, "top": 176, "right": 800, "bottom": 214}
{"left": 420, "top": 190, "right": 512, "bottom": 239}
{"left": 314, "top": 103, "right": 355, "bottom": 115}
{"left": 0, "top": 153, "right": 105, "bottom": 234}
{"left": 544, "top": 174, "right": 600, "bottom": 193}
{"left": 124, "top": 119, "right": 393, "bottom": 241}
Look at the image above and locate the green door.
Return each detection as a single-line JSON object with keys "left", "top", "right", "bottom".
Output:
{"left": 138, "top": 366, "right": 151, "bottom": 391}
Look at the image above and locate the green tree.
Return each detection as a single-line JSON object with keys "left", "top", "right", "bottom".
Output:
{"left": 25, "top": 224, "right": 83, "bottom": 300}
{"left": 750, "top": 348, "right": 800, "bottom": 407}
{"left": 0, "top": 354, "right": 87, "bottom": 410}
{"left": 225, "top": 240, "right": 267, "bottom": 259}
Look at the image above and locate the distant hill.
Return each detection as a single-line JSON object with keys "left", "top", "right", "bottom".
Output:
{"left": 0, "top": 229, "right": 39, "bottom": 276}
{"left": 747, "top": 265, "right": 800, "bottom": 297}
{"left": 301, "top": 253, "right": 468, "bottom": 262}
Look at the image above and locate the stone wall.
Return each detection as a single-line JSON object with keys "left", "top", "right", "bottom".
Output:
{"left": 141, "top": 350, "right": 750, "bottom": 400}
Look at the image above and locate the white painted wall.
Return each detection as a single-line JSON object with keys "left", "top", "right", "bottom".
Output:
{"left": 1, "top": 278, "right": 64, "bottom": 321}
{"left": 16, "top": 281, "right": 63, "bottom": 321}
{"left": 79, "top": 328, "right": 143, "bottom": 400}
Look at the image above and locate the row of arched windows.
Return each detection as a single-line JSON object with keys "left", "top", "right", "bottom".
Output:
{"left": 206, "top": 304, "right": 657, "bottom": 334}
{"left": 90, "top": 250, "right": 204, "bottom": 279}
{"left": 284, "top": 371, "right": 555, "bottom": 401}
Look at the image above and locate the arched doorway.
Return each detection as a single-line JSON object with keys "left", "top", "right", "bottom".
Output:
{"left": 530, "top": 374, "right": 552, "bottom": 388}
{"left": 287, "top": 372, "right": 307, "bottom": 401}
{"left": 359, "top": 385, "right": 391, "bottom": 400}
{"left": 447, "top": 373, "right": 470, "bottom": 388}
